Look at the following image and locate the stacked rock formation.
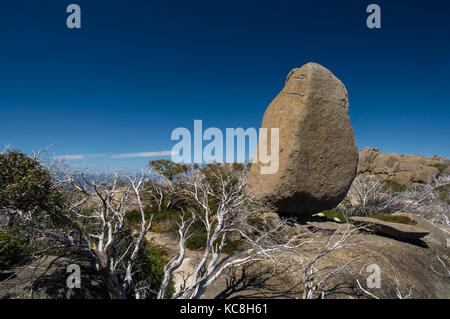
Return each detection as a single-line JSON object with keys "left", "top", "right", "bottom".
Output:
{"left": 247, "top": 62, "right": 358, "bottom": 215}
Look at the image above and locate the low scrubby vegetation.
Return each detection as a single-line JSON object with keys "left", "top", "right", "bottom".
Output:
{"left": 0, "top": 229, "right": 31, "bottom": 270}
{"left": 0, "top": 149, "right": 177, "bottom": 299}
{"left": 330, "top": 173, "right": 450, "bottom": 229}
{"left": 133, "top": 241, "right": 174, "bottom": 299}
{"left": 0, "top": 150, "right": 301, "bottom": 299}
{"left": 2, "top": 147, "right": 449, "bottom": 300}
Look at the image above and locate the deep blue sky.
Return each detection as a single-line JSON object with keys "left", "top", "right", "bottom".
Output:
{"left": 1, "top": 0, "right": 449, "bottom": 170}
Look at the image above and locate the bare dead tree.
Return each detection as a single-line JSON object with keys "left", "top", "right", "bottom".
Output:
{"left": 157, "top": 166, "right": 310, "bottom": 299}
{"left": 6, "top": 157, "right": 158, "bottom": 299}
{"left": 431, "top": 255, "right": 450, "bottom": 278}
{"left": 340, "top": 173, "right": 450, "bottom": 234}
{"left": 143, "top": 172, "right": 187, "bottom": 213}
{"left": 157, "top": 212, "right": 196, "bottom": 299}
{"left": 340, "top": 175, "right": 403, "bottom": 216}
{"left": 397, "top": 174, "right": 450, "bottom": 229}
{"left": 53, "top": 167, "right": 156, "bottom": 299}
{"left": 299, "top": 224, "right": 369, "bottom": 299}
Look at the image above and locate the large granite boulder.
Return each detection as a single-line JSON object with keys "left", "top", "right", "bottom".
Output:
{"left": 247, "top": 62, "right": 358, "bottom": 215}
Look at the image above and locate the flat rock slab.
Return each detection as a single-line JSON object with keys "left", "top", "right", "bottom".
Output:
{"left": 349, "top": 216, "right": 429, "bottom": 240}
{"left": 306, "top": 221, "right": 355, "bottom": 234}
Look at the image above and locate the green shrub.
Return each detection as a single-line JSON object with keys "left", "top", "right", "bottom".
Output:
{"left": 125, "top": 209, "right": 154, "bottom": 228}
{"left": 0, "top": 231, "right": 30, "bottom": 270}
{"left": 186, "top": 232, "right": 208, "bottom": 250}
{"left": 110, "top": 228, "right": 174, "bottom": 299}
{"left": 321, "top": 209, "right": 349, "bottom": 223}
{"left": 125, "top": 209, "right": 184, "bottom": 233}
{"left": 148, "top": 159, "right": 192, "bottom": 182}
{"left": 0, "top": 150, "right": 61, "bottom": 214}
{"left": 135, "top": 241, "right": 174, "bottom": 299}
{"left": 186, "top": 233, "right": 245, "bottom": 254}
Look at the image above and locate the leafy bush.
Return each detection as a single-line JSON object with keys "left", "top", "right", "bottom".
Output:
{"left": 134, "top": 241, "right": 174, "bottom": 299}
{"left": 125, "top": 209, "right": 154, "bottom": 228}
{"left": 0, "top": 150, "right": 60, "bottom": 214}
{"left": 148, "top": 159, "right": 192, "bottom": 182}
{"left": 112, "top": 226, "right": 174, "bottom": 299}
{"left": 186, "top": 233, "right": 245, "bottom": 254}
{"left": 186, "top": 232, "right": 208, "bottom": 250}
{"left": 0, "top": 230, "right": 30, "bottom": 270}
{"left": 151, "top": 210, "right": 185, "bottom": 233}
{"left": 125, "top": 209, "right": 183, "bottom": 233}
{"left": 321, "top": 209, "right": 348, "bottom": 223}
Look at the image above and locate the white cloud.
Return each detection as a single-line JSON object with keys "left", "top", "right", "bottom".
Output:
{"left": 54, "top": 154, "right": 86, "bottom": 160}
{"left": 110, "top": 151, "right": 174, "bottom": 159}
{"left": 85, "top": 153, "right": 106, "bottom": 158}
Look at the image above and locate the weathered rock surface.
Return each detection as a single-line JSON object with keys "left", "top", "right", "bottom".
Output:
{"left": 306, "top": 221, "right": 355, "bottom": 235}
{"left": 349, "top": 216, "right": 430, "bottom": 240}
{"left": 247, "top": 62, "right": 358, "bottom": 215}
{"left": 200, "top": 215, "right": 450, "bottom": 299}
{"left": 358, "top": 147, "right": 450, "bottom": 186}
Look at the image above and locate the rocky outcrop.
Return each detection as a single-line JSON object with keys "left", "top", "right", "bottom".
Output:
{"left": 200, "top": 213, "right": 450, "bottom": 299}
{"left": 247, "top": 62, "right": 358, "bottom": 215}
{"left": 358, "top": 147, "right": 450, "bottom": 186}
